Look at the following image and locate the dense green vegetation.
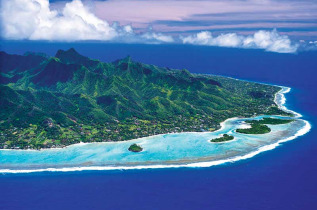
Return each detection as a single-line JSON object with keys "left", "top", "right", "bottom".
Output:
{"left": 128, "top": 144, "right": 143, "bottom": 152}
{"left": 236, "top": 124, "right": 271, "bottom": 134}
{"left": 0, "top": 48, "right": 287, "bottom": 149}
{"left": 235, "top": 117, "right": 293, "bottom": 135}
{"left": 210, "top": 134, "right": 234, "bottom": 143}
{"left": 246, "top": 117, "right": 294, "bottom": 125}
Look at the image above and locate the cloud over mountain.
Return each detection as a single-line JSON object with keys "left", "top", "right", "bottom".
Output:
{"left": 1, "top": 0, "right": 115, "bottom": 40}
{"left": 0, "top": 0, "right": 173, "bottom": 43}
{"left": 1, "top": 0, "right": 299, "bottom": 53}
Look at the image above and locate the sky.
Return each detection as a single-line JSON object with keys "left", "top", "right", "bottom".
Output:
{"left": 1, "top": 0, "right": 317, "bottom": 53}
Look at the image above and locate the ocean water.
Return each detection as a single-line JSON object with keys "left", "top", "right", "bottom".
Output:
{"left": 0, "top": 42, "right": 317, "bottom": 210}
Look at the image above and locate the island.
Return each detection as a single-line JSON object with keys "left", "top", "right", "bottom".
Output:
{"left": 236, "top": 124, "right": 271, "bottom": 134}
{"left": 245, "top": 117, "right": 294, "bottom": 125}
{"left": 128, "top": 144, "right": 143, "bottom": 152}
{"left": 210, "top": 134, "right": 234, "bottom": 143}
{"left": 0, "top": 48, "right": 290, "bottom": 149}
{"left": 235, "top": 117, "right": 294, "bottom": 135}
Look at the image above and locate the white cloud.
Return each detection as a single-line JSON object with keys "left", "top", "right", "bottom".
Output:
{"left": 300, "top": 40, "right": 317, "bottom": 51}
{"left": 0, "top": 0, "right": 299, "bottom": 53}
{"left": 141, "top": 32, "right": 174, "bottom": 43}
{"left": 1, "top": 0, "right": 115, "bottom": 40}
{"left": 0, "top": 0, "right": 173, "bottom": 43}
{"left": 181, "top": 29, "right": 298, "bottom": 53}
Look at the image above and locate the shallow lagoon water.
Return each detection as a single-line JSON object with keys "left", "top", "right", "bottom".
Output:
{"left": 0, "top": 87, "right": 311, "bottom": 173}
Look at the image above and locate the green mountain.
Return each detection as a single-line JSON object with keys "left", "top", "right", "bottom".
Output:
{"left": 0, "top": 48, "right": 286, "bottom": 149}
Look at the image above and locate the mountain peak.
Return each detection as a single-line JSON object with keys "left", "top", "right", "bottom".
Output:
{"left": 66, "top": 48, "right": 80, "bottom": 55}
{"left": 121, "top": 55, "right": 132, "bottom": 63}
{"left": 113, "top": 55, "right": 133, "bottom": 67}
{"left": 55, "top": 48, "right": 82, "bottom": 60}
{"left": 68, "top": 47, "right": 77, "bottom": 52}
{"left": 55, "top": 48, "right": 98, "bottom": 67}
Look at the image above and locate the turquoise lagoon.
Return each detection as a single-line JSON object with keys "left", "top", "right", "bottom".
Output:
{"left": 0, "top": 87, "right": 311, "bottom": 173}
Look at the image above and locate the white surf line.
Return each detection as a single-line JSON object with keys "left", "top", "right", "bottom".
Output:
{"left": 0, "top": 86, "right": 312, "bottom": 173}
{"left": 275, "top": 87, "right": 302, "bottom": 118}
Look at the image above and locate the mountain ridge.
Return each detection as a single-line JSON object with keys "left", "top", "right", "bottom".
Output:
{"left": 0, "top": 48, "right": 287, "bottom": 149}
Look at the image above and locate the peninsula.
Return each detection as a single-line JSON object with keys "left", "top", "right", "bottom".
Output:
{"left": 0, "top": 49, "right": 289, "bottom": 149}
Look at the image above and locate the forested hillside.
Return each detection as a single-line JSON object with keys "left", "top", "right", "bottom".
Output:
{"left": 0, "top": 48, "right": 285, "bottom": 149}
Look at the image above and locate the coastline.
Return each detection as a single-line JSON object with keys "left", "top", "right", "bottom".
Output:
{"left": 275, "top": 86, "right": 302, "bottom": 118}
{"left": 0, "top": 85, "right": 287, "bottom": 152}
{"left": 0, "top": 86, "right": 312, "bottom": 173}
{"left": 0, "top": 117, "right": 239, "bottom": 152}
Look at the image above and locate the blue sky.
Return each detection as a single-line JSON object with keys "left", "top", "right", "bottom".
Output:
{"left": 1, "top": 0, "right": 317, "bottom": 53}
{"left": 47, "top": 0, "right": 317, "bottom": 39}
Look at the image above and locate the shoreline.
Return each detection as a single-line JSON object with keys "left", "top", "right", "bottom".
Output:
{"left": 275, "top": 86, "right": 302, "bottom": 118}
{"left": 0, "top": 119, "right": 310, "bottom": 174}
{"left": 0, "top": 85, "right": 288, "bottom": 152}
{"left": 0, "top": 86, "right": 312, "bottom": 173}
{"left": 0, "top": 116, "right": 239, "bottom": 152}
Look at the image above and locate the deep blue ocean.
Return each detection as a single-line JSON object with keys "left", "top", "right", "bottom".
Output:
{"left": 0, "top": 42, "right": 317, "bottom": 210}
